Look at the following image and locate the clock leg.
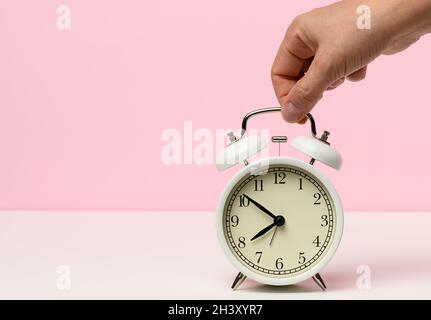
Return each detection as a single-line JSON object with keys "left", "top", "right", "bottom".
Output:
{"left": 312, "top": 273, "right": 327, "bottom": 291}
{"left": 231, "top": 272, "right": 247, "bottom": 290}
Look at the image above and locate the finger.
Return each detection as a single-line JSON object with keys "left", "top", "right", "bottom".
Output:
{"left": 347, "top": 66, "right": 367, "bottom": 82}
{"left": 327, "top": 77, "right": 345, "bottom": 90}
{"left": 282, "top": 52, "right": 338, "bottom": 123}
{"left": 302, "top": 57, "right": 313, "bottom": 74}
{"left": 298, "top": 116, "right": 308, "bottom": 125}
{"left": 271, "top": 27, "right": 315, "bottom": 107}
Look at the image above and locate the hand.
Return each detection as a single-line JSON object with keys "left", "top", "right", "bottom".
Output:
{"left": 250, "top": 215, "right": 285, "bottom": 242}
{"left": 271, "top": 0, "right": 431, "bottom": 123}
{"left": 251, "top": 222, "right": 276, "bottom": 241}
{"left": 269, "top": 226, "right": 278, "bottom": 246}
{"left": 243, "top": 194, "right": 276, "bottom": 219}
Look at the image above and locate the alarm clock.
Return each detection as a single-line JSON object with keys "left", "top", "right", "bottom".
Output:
{"left": 215, "top": 107, "right": 343, "bottom": 290}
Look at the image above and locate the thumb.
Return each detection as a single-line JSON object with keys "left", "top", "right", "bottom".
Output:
{"left": 282, "top": 54, "right": 337, "bottom": 123}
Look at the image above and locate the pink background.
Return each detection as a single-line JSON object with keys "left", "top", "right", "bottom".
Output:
{"left": 0, "top": 0, "right": 430, "bottom": 211}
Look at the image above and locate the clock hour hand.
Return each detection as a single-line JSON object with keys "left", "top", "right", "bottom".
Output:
{"left": 243, "top": 195, "right": 277, "bottom": 219}
{"left": 251, "top": 222, "right": 276, "bottom": 241}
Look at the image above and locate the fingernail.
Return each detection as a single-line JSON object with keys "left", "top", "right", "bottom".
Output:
{"left": 284, "top": 102, "right": 304, "bottom": 123}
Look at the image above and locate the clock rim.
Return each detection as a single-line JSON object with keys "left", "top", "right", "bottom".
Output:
{"left": 215, "top": 156, "right": 344, "bottom": 286}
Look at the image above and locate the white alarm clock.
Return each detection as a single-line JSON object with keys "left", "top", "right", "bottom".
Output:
{"left": 215, "top": 107, "right": 343, "bottom": 290}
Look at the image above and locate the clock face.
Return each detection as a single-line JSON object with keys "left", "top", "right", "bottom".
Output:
{"left": 222, "top": 163, "right": 337, "bottom": 279}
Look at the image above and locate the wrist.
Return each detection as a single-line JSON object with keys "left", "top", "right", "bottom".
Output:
{"left": 382, "top": 0, "right": 431, "bottom": 42}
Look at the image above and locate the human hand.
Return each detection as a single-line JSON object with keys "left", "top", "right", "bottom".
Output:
{"left": 271, "top": 0, "right": 431, "bottom": 123}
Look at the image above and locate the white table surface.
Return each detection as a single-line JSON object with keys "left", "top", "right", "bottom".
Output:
{"left": 0, "top": 211, "right": 430, "bottom": 299}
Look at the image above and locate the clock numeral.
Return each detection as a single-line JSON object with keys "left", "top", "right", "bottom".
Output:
{"left": 299, "top": 178, "right": 303, "bottom": 190}
{"left": 313, "top": 193, "right": 322, "bottom": 205}
{"left": 255, "top": 251, "right": 263, "bottom": 264}
{"left": 274, "top": 172, "right": 286, "bottom": 184}
{"left": 298, "top": 252, "right": 306, "bottom": 265}
{"left": 313, "top": 235, "right": 321, "bottom": 247}
{"left": 321, "top": 215, "right": 329, "bottom": 227}
{"left": 275, "top": 258, "right": 284, "bottom": 270}
{"left": 239, "top": 195, "right": 250, "bottom": 207}
{"left": 230, "top": 215, "right": 239, "bottom": 227}
{"left": 238, "top": 236, "right": 246, "bottom": 249}
{"left": 254, "top": 179, "right": 264, "bottom": 191}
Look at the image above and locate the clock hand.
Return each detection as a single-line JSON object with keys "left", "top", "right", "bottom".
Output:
{"left": 251, "top": 222, "right": 277, "bottom": 241}
{"left": 243, "top": 195, "right": 277, "bottom": 219}
{"left": 269, "top": 226, "right": 278, "bottom": 246}
{"left": 251, "top": 215, "right": 285, "bottom": 242}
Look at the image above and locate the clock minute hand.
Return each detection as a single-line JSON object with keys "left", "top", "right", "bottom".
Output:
{"left": 243, "top": 195, "right": 277, "bottom": 219}
{"left": 251, "top": 222, "right": 277, "bottom": 241}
